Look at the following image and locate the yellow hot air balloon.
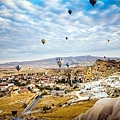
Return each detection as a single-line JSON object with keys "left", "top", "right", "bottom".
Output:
{"left": 41, "top": 39, "right": 46, "bottom": 44}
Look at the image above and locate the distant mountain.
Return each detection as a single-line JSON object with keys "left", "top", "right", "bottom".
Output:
{"left": 0, "top": 56, "right": 119, "bottom": 68}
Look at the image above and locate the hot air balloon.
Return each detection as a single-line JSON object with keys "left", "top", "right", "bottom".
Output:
{"left": 89, "top": 0, "right": 97, "bottom": 7}
{"left": 56, "top": 57, "right": 63, "bottom": 68}
{"left": 108, "top": 39, "right": 110, "bottom": 42}
{"left": 41, "top": 39, "right": 46, "bottom": 44}
{"left": 16, "top": 65, "right": 21, "bottom": 72}
{"left": 104, "top": 56, "right": 106, "bottom": 58}
{"left": 65, "top": 37, "right": 68, "bottom": 40}
{"left": 66, "top": 62, "right": 70, "bottom": 67}
{"left": 68, "top": 10, "right": 72, "bottom": 15}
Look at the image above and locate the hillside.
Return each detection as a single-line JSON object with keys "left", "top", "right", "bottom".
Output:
{"left": 0, "top": 56, "right": 119, "bottom": 68}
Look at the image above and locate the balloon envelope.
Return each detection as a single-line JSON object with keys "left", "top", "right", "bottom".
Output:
{"left": 56, "top": 57, "right": 63, "bottom": 67}
{"left": 89, "top": 0, "right": 97, "bottom": 7}
{"left": 41, "top": 39, "right": 46, "bottom": 44}
{"left": 68, "top": 10, "right": 72, "bottom": 15}
{"left": 16, "top": 65, "right": 21, "bottom": 71}
{"left": 66, "top": 62, "right": 69, "bottom": 67}
{"left": 66, "top": 37, "right": 68, "bottom": 40}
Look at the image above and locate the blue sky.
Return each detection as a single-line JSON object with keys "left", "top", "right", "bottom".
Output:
{"left": 0, "top": 0, "right": 120, "bottom": 63}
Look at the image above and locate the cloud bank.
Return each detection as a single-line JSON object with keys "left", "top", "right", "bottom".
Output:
{"left": 0, "top": 0, "right": 120, "bottom": 63}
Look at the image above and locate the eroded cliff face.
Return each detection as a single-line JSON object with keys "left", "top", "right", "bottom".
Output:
{"left": 91, "top": 59, "right": 120, "bottom": 79}
{"left": 45, "top": 59, "right": 120, "bottom": 81}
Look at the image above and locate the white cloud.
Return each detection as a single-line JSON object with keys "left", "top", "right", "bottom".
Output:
{"left": 0, "top": 0, "right": 16, "bottom": 8}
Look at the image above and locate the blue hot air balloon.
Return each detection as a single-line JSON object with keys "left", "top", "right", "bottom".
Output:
{"left": 16, "top": 65, "right": 21, "bottom": 72}
{"left": 56, "top": 57, "right": 63, "bottom": 68}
